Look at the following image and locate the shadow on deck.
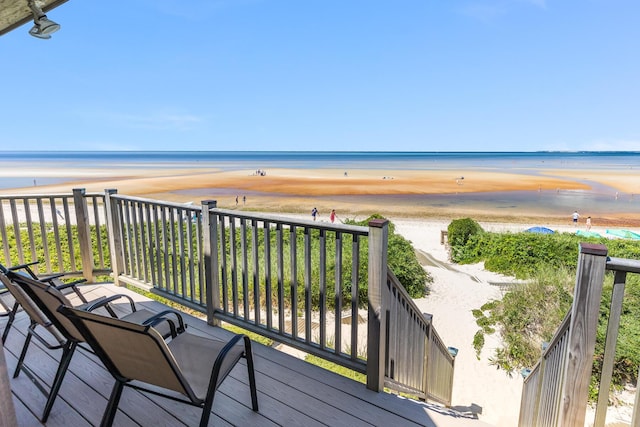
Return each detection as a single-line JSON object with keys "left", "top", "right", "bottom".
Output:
{"left": 1, "top": 283, "right": 490, "bottom": 427}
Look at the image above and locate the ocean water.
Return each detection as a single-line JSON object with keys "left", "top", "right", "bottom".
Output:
{"left": 1, "top": 150, "right": 639, "bottom": 171}
{"left": 1, "top": 151, "right": 639, "bottom": 215}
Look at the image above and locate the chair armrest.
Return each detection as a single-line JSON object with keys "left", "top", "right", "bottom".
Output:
{"left": 53, "top": 279, "right": 89, "bottom": 302}
{"left": 36, "top": 272, "right": 66, "bottom": 281}
{"left": 7, "top": 261, "right": 39, "bottom": 271}
{"left": 54, "top": 279, "right": 87, "bottom": 290}
{"left": 7, "top": 261, "right": 40, "bottom": 279}
{"left": 142, "top": 310, "right": 187, "bottom": 337}
{"left": 144, "top": 316, "right": 178, "bottom": 338}
{"left": 84, "top": 294, "right": 136, "bottom": 314}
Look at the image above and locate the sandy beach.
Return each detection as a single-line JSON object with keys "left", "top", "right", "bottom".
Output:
{"left": 5, "top": 164, "right": 640, "bottom": 227}
{"left": 2, "top": 163, "right": 639, "bottom": 426}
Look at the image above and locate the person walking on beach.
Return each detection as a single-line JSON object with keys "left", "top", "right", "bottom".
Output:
{"left": 572, "top": 210, "right": 580, "bottom": 226}
{"left": 330, "top": 209, "right": 336, "bottom": 223}
{"left": 586, "top": 216, "right": 592, "bottom": 231}
{"left": 311, "top": 207, "right": 318, "bottom": 221}
{"left": 243, "top": 195, "right": 246, "bottom": 205}
{"left": 235, "top": 196, "right": 239, "bottom": 206}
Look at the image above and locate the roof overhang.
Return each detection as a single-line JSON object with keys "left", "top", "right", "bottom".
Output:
{"left": 0, "top": 0, "right": 68, "bottom": 36}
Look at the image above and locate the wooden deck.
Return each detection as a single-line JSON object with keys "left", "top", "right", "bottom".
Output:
{"left": 1, "top": 283, "right": 490, "bottom": 427}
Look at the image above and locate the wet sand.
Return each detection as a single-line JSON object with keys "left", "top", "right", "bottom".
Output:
{"left": 4, "top": 166, "right": 640, "bottom": 227}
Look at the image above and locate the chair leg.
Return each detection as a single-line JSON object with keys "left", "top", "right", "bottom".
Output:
{"left": 41, "top": 341, "right": 76, "bottom": 423}
{"left": 199, "top": 389, "right": 216, "bottom": 427}
{"left": 1, "top": 302, "right": 19, "bottom": 344}
{"left": 13, "top": 324, "right": 34, "bottom": 378}
{"left": 101, "top": 380, "right": 125, "bottom": 427}
{"left": 244, "top": 336, "right": 259, "bottom": 411}
{"left": 104, "top": 304, "right": 118, "bottom": 318}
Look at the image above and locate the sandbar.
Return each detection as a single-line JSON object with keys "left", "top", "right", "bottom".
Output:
{"left": 4, "top": 166, "right": 640, "bottom": 227}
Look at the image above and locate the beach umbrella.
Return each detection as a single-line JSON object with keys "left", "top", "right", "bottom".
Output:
{"left": 525, "top": 226, "right": 555, "bottom": 234}
{"left": 576, "top": 230, "right": 601, "bottom": 238}
{"left": 606, "top": 229, "right": 640, "bottom": 240}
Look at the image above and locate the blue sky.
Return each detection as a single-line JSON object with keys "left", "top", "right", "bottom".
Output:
{"left": 1, "top": 0, "right": 638, "bottom": 152}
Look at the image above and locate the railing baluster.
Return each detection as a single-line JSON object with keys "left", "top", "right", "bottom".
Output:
{"left": 93, "top": 196, "right": 106, "bottom": 270}
{"left": 22, "top": 199, "right": 37, "bottom": 267}
{"left": 36, "top": 198, "right": 50, "bottom": 272}
{"left": 264, "top": 221, "right": 272, "bottom": 329}
{"left": 178, "top": 209, "right": 186, "bottom": 297}
{"left": 169, "top": 207, "right": 178, "bottom": 295}
{"left": 152, "top": 205, "right": 163, "bottom": 290}
{"left": 334, "top": 231, "right": 342, "bottom": 355}
{"left": 276, "top": 223, "right": 284, "bottom": 333}
{"left": 241, "top": 218, "right": 249, "bottom": 320}
{"left": 319, "top": 228, "right": 326, "bottom": 350}
{"left": 195, "top": 209, "right": 204, "bottom": 306}
{"left": 144, "top": 203, "right": 156, "bottom": 287}
{"left": 304, "top": 226, "right": 312, "bottom": 343}
{"left": 133, "top": 202, "right": 143, "bottom": 279}
{"left": 351, "top": 235, "right": 360, "bottom": 360}
{"left": 122, "top": 200, "right": 132, "bottom": 276}
{"left": 0, "top": 201, "right": 9, "bottom": 264}
{"left": 251, "top": 219, "right": 260, "bottom": 326}
{"left": 186, "top": 212, "right": 195, "bottom": 302}
{"left": 230, "top": 217, "right": 238, "bottom": 316}
{"left": 61, "top": 198, "right": 75, "bottom": 271}
{"left": 10, "top": 199, "right": 23, "bottom": 264}
{"left": 218, "top": 215, "right": 228, "bottom": 313}
{"left": 161, "top": 206, "right": 169, "bottom": 292}
{"left": 290, "top": 225, "right": 298, "bottom": 339}
{"left": 138, "top": 202, "right": 149, "bottom": 283}
{"left": 49, "top": 198, "right": 63, "bottom": 272}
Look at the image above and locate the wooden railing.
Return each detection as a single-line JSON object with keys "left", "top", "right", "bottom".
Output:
{"left": 206, "top": 204, "right": 370, "bottom": 373}
{"left": 519, "top": 244, "right": 640, "bottom": 426}
{"left": 1, "top": 189, "right": 456, "bottom": 402}
{"left": 0, "top": 189, "right": 109, "bottom": 281}
{"left": 385, "top": 269, "right": 455, "bottom": 405}
{"left": 105, "top": 192, "right": 207, "bottom": 312}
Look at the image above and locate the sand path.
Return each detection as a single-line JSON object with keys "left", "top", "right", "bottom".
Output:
{"left": 392, "top": 219, "right": 525, "bottom": 427}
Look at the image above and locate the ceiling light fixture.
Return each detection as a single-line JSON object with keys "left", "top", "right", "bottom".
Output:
{"left": 27, "top": 0, "right": 60, "bottom": 39}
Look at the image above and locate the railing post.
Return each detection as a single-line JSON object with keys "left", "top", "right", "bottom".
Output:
{"left": 422, "top": 313, "right": 432, "bottom": 400}
{"left": 73, "top": 188, "right": 94, "bottom": 282}
{"left": 0, "top": 342, "right": 17, "bottom": 427}
{"left": 558, "top": 243, "right": 608, "bottom": 427}
{"left": 366, "top": 218, "right": 388, "bottom": 392}
{"left": 202, "top": 200, "right": 220, "bottom": 326}
{"left": 104, "top": 189, "right": 124, "bottom": 286}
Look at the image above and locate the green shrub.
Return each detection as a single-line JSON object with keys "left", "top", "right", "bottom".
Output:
{"left": 473, "top": 265, "right": 574, "bottom": 374}
{"left": 456, "top": 223, "right": 640, "bottom": 389}
{"left": 347, "top": 215, "right": 432, "bottom": 298}
{"left": 448, "top": 218, "right": 484, "bottom": 258}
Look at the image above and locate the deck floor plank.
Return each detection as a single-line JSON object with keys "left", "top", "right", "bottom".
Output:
{"left": 1, "top": 283, "right": 490, "bottom": 427}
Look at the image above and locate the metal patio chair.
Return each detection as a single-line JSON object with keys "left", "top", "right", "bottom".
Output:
{"left": 59, "top": 304, "right": 259, "bottom": 427}
{"left": 0, "top": 261, "right": 93, "bottom": 343}
{"left": 5, "top": 271, "right": 186, "bottom": 423}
